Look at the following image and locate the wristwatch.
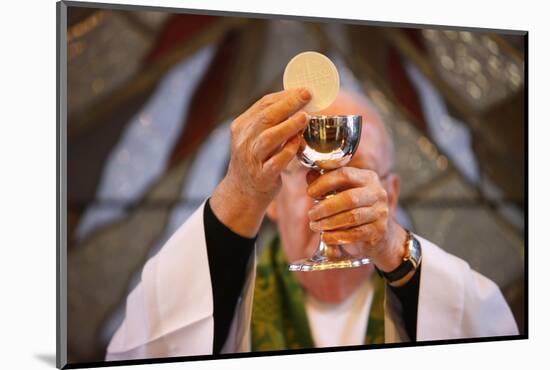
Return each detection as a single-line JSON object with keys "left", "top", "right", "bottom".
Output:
{"left": 375, "top": 229, "right": 422, "bottom": 283}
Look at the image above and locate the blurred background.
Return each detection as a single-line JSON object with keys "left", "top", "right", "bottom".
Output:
{"left": 65, "top": 4, "right": 526, "bottom": 364}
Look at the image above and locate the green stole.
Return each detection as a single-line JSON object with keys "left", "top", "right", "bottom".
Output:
{"left": 251, "top": 236, "right": 385, "bottom": 352}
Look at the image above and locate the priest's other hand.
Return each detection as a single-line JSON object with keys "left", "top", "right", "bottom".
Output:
{"left": 209, "top": 89, "right": 312, "bottom": 238}
{"left": 306, "top": 167, "right": 408, "bottom": 273}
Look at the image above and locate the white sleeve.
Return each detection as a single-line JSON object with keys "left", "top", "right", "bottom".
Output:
{"left": 460, "top": 268, "right": 519, "bottom": 338}
{"left": 384, "top": 235, "right": 518, "bottom": 343}
{"left": 105, "top": 202, "right": 256, "bottom": 361}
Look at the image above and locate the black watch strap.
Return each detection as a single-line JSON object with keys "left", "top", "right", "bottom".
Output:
{"left": 375, "top": 231, "right": 422, "bottom": 283}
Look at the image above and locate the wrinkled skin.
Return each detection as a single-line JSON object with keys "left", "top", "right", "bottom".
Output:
{"left": 210, "top": 88, "right": 313, "bottom": 238}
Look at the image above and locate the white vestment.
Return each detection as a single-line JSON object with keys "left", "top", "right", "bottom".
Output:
{"left": 105, "top": 202, "right": 519, "bottom": 361}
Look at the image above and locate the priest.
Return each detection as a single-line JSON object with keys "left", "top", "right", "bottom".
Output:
{"left": 105, "top": 88, "right": 518, "bottom": 360}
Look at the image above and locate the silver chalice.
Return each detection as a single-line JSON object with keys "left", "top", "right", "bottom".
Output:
{"left": 288, "top": 115, "right": 371, "bottom": 272}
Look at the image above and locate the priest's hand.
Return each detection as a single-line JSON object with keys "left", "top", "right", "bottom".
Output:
{"left": 210, "top": 89, "right": 312, "bottom": 238}
{"left": 306, "top": 167, "right": 408, "bottom": 273}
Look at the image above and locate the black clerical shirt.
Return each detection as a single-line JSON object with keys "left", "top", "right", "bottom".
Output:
{"left": 203, "top": 198, "right": 420, "bottom": 354}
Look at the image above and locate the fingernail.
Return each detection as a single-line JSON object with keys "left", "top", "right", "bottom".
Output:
{"left": 300, "top": 88, "right": 311, "bottom": 100}
{"left": 309, "top": 221, "right": 318, "bottom": 231}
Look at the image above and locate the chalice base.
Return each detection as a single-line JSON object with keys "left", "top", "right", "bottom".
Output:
{"left": 288, "top": 246, "right": 370, "bottom": 272}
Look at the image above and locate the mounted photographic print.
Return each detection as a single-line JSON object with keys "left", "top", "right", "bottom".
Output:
{"left": 57, "top": 1, "right": 527, "bottom": 368}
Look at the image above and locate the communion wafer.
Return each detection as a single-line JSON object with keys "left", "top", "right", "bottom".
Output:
{"left": 283, "top": 51, "right": 340, "bottom": 113}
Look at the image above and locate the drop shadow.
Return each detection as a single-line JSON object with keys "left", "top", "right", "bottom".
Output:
{"left": 34, "top": 353, "right": 56, "bottom": 367}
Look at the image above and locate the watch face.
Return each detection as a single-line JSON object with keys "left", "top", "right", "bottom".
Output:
{"left": 376, "top": 234, "right": 422, "bottom": 282}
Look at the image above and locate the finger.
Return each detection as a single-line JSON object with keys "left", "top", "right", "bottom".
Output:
{"left": 307, "top": 167, "right": 377, "bottom": 199}
{"left": 241, "top": 90, "right": 288, "bottom": 120}
{"left": 259, "top": 88, "right": 311, "bottom": 127}
{"left": 262, "top": 135, "right": 302, "bottom": 176}
{"left": 306, "top": 169, "right": 320, "bottom": 185}
{"left": 232, "top": 91, "right": 289, "bottom": 133}
{"left": 322, "top": 222, "right": 385, "bottom": 245}
{"left": 254, "top": 112, "right": 308, "bottom": 160}
{"left": 309, "top": 206, "right": 380, "bottom": 232}
{"left": 308, "top": 187, "right": 385, "bottom": 221}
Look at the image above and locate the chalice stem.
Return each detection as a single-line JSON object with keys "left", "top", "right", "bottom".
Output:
{"left": 314, "top": 238, "right": 353, "bottom": 260}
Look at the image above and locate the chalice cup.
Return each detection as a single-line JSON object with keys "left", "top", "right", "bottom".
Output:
{"left": 288, "top": 115, "right": 370, "bottom": 272}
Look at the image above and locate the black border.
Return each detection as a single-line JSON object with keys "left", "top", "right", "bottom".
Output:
{"left": 64, "top": 335, "right": 525, "bottom": 369}
{"left": 523, "top": 32, "right": 529, "bottom": 338}
{"left": 57, "top": 1, "right": 68, "bottom": 368}
{"left": 57, "top": 1, "right": 529, "bottom": 369}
